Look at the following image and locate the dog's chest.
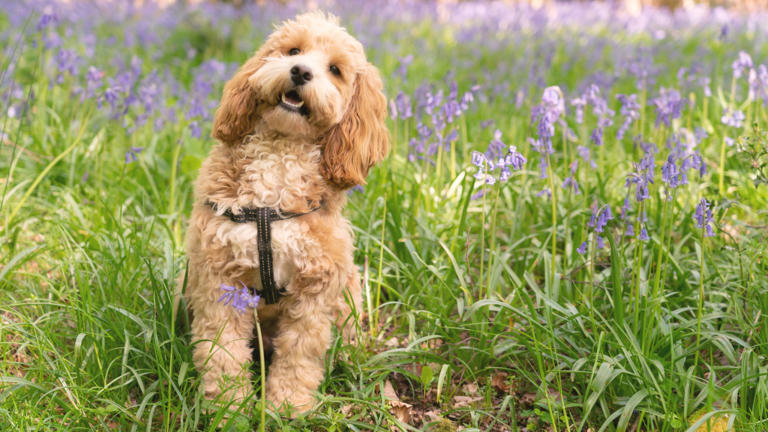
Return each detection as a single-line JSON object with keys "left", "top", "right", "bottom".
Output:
{"left": 206, "top": 139, "right": 325, "bottom": 287}
{"left": 233, "top": 141, "right": 324, "bottom": 209}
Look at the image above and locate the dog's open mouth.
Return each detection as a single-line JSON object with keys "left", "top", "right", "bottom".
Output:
{"left": 279, "top": 90, "right": 309, "bottom": 116}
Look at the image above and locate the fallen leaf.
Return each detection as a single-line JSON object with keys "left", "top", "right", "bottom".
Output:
{"left": 491, "top": 372, "right": 510, "bottom": 392}
{"left": 390, "top": 400, "right": 413, "bottom": 424}
{"left": 381, "top": 380, "right": 399, "bottom": 400}
{"left": 380, "top": 380, "right": 413, "bottom": 425}
{"left": 462, "top": 382, "right": 479, "bottom": 395}
{"left": 453, "top": 395, "right": 483, "bottom": 408}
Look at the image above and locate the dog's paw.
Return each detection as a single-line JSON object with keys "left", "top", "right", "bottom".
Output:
{"left": 267, "top": 389, "right": 315, "bottom": 417}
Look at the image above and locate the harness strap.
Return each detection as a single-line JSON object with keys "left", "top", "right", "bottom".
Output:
{"left": 206, "top": 201, "right": 321, "bottom": 304}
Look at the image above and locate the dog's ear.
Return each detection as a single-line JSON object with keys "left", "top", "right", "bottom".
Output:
{"left": 320, "top": 63, "right": 389, "bottom": 189}
{"left": 212, "top": 47, "right": 269, "bottom": 145}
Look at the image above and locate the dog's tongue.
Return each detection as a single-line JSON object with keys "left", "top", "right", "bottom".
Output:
{"left": 284, "top": 90, "right": 302, "bottom": 104}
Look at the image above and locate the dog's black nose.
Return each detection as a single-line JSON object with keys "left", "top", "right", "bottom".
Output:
{"left": 290, "top": 64, "right": 313, "bottom": 85}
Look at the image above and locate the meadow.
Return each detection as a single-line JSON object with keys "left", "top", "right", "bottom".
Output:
{"left": 1, "top": 0, "right": 767, "bottom": 430}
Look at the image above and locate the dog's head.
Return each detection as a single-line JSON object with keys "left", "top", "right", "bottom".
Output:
{"left": 212, "top": 12, "right": 388, "bottom": 189}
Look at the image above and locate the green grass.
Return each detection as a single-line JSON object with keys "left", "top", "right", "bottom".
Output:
{"left": 1, "top": 2, "right": 768, "bottom": 431}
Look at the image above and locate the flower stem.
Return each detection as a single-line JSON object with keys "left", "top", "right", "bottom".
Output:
{"left": 546, "top": 153, "right": 557, "bottom": 274}
{"left": 253, "top": 310, "right": 266, "bottom": 432}
{"left": 694, "top": 232, "right": 705, "bottom": 375}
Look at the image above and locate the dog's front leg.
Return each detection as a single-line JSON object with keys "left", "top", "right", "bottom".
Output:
{"left": 191, "top": 298, "right": 255, "bottom": 407}
{"left": 265, "top": 291, "right": 334, "bottom": 414}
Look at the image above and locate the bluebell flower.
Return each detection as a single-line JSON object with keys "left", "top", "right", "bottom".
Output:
{"left": 396, "top": 54, "right": 414, "bottom": 81}
{"left": 639, "top": 226, "right": 649, "bottom": 241}
{"left": 36, "top": 11, "right": 58, "bottom": 31}
{"left": 562, "top": 176, "right": 579, "bottom": 193}
{"left": 395, "top": 92, "right": 412, "bottom": 119}
{"left": 616, "top": 93, "right": 640, "bottom": 140}
{"left": 486, "top": 129, "right": 506, "bottom": 159}
{"left": 189, "top": 121, "right": 201, "bottom": 138}
{"left": 561, "top": 161, "right": 580, "bottom": 194}
{"left": 725, "top": 136, "right": 735, "bottom": 147}
{"left": 570, "top": 96, "right": 586, "bottom": 124}
{"left": 219, "top": 283, "right": 261, "bottom": 314}
{"left": 694, "top": 198, "right": 715, "bottom": 237}
{"left": 694, "top": 126, "right": 709, "bottom": 144}
{"left": 577, "top": 145, "right": 597, "bottom": 168}
{"left": 721, "top": 109, "right": 745, "bottom": 128}
{"left": 471, "top": 132, "right": 525, "bottom": 186}
{"left": 505, "top": 145, "right": 526, "bottom": 170}
{"left": 732, "top": 51, "right": 753, "bottom": 79}
{"left": 531, "top": 86, "right": 564, "bottom": 151}
{"left": 661, "top": 154, "right": 683, "bottom": 189}
{"left": 596, "top": 236, "right": 605, "bottom": 249}
{"left": 620, "top": 197, "right": 631, "bottom": 220}
{"left": 651, "top": 87, "right": 685, "bottom": 127}
{"left": 577, "top": 241, "right": 587, "bottom": 254}
{"left": 125, "top": 146, "right": 143, "bottom": 163}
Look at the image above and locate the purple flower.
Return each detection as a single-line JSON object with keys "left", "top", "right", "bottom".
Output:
{"left": 396, "top": 54, "right": 414, "bottom": 81}
{"left": 651, "top": 88, "right": 685, "bottom": 127}
{"left": 626, "top": 140, "right": 657, "bottom": 203}
{"left": 721, "top": 109, "right": 745, "bottom": 128}
{"left": 189, "top": 121, "right": 201, "bottom": 138}
{"left": 577, "top": 145, "right": 597, "bottom": 168}
{"left": 472, "top": 131, "right": 525, "bottom": 186}
{"left": 486, "top": 129, "right": 506, "bottom": 159}
{"left": 639, "top": 226, "right": 649, "bottom": 241}
{"left": 36, "top": 11, "right": 58, "bottom": 31}
{"left": 725, "top": 136, "right": 735, "bottom": 147}
{"left": 596, "top": 236, "right": 605, "bottom": 249}
{"left": 218, "top": 283, "right": 261, "bottom": 314}
{"left": 616, "top": 93, "right": 640, "bottom": 140}
{"left": 561, "top": 160, "right": 580, "bottom": 193}
{"left": 504, "top": 145, "right": 527, "bottom": 170}
{"left": 732, "top": 51, "right": 753, "bottom": 79}
{"left": 125, "top": 146, "right": 143, "bottom": 163}
{"left": 562, "top": 176, "right": 579, "bottom": 193}
{"left": 694, "top": 198, "right": 715, "bottom": 237}
{"left": 570, "top": 96, "right": 586, "bottom": 124}
{"left": 661, "top": 154, "right": 683, "bottom": 189}
{"left": 577, "top": 241, "right": 587, "bottom": 255}
{"left": 531, "top": 86, "right": 564, "bottom": 150}
{"left": 393, "top": 92, "right": 412, "bottom": 120}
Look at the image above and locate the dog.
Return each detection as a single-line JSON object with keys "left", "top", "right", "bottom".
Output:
{"left": 183, "top": 12, "right": 388, "bottom": 414}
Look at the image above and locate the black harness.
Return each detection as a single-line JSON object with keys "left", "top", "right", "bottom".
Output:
{"left": 206, "top": 201, "right": 321, "bottom": 304}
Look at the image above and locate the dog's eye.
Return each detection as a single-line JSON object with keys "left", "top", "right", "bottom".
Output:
{"left": 329, "top": 65, "right": 341, "bottom": 76}
{"left": 288, "top": 48, "right": 300, "bottom": 56}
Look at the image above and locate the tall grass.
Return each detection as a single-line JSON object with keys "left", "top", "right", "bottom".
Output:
{"left": 1, "top": 1, "right": 767, "bottom": 431}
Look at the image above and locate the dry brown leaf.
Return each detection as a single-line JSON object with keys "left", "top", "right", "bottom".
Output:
{"left": 453, "top": 395, "right": 483, "bottom": 408}
{"left": 491, "top": 372, "right": 510, "bottom": 392}
{"left": 381, "top": 380, "right": 399, "bottom": 400}
{"left": 519, "top": 392, "right": 536, "bottom": 404}
{"left": 462, "top": 382, "right": 479, "bottom": 395}
{"left": 390, "top": 400, "right": 413, "bottom": 424}
{"left": 384, "top": 337, "right": 400, "bottom": 348}
{"left": 381, "top": 380, "right": 413, "bottom": 425}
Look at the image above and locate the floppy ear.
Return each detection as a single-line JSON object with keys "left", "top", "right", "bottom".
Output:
{"left": 211, "top": 48, "right": 268, "bottom": 145}
{"left": 320, "top": 63, "right": 389, "bottom": 189}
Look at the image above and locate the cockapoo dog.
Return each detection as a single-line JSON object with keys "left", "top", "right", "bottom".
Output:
{"left": 184, "top": 12, "right": 388, "bottom": 414}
